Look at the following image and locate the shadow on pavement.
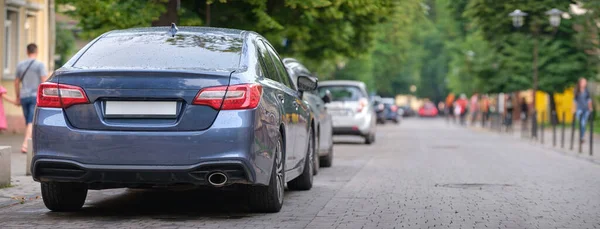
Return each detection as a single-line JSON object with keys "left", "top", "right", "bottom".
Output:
{"left": 44, "top": 187, "right": 291, "bottom": 219}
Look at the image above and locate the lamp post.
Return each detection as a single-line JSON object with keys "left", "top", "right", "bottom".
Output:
{"left": 509, "top": 8, "right": 563, "bottom": 137}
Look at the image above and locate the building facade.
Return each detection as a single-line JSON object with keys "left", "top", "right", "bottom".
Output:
{"left": 1, "top": 0, "right": 53, "bottom": 133}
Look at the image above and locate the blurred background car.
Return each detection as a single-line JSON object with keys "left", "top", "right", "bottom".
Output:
{"left": 283, "top": 58, "right": 334, "bottom": 169}
{"left": 381, "top": 97, "right": 400, "bottom": 124}
{"left": 372, "top": 95, "right": 386, "bottom": 124}
{"left": 318, "top": 80, "right": 377, "bottom": 144}
{"left": 399, "top": 105, "right": 416, "bottom": 117}
{"left": 418, "top": 102, "right": 439, "bottom": 117}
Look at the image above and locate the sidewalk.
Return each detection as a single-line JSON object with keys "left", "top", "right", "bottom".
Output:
{"left": 0, "top": 134, "right": 40, "bottom": 208}
{"left": 466, "top": 120, "right": 600, "bottom": 162}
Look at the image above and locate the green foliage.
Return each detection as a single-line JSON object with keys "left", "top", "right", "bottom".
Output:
{"left": 57, "top": 0, "right": 167, "bottom": 39}
{"left": 58, "top": 0, "right": 394, "bottom": 69}
{"left": 462, "top": 0, "right": 593, "bottom": 94}
{"left": 54, "top": 22, "right": 76, "bottom": 69}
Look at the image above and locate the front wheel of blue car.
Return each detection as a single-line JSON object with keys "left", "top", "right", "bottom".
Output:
{"left": 247, "top": 134, "right": 284, "bottom": 213}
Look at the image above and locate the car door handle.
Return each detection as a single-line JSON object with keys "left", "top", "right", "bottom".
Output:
{"left": 277, "top": 94, "right": 285, "bottom": 103}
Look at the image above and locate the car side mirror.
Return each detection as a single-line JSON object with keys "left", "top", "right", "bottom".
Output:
{"left": 322, "top": 90, "right": 332, "bottom": 104}
{"left": 297, "top": 75, "right": 318, "bottom": 92}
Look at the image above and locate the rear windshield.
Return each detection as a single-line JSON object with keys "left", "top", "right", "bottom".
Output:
{"left": 318, "top": 85, "right": 365, "bottom": 102}
{"left": 73, "top": 32, "right": 243, "bottom": 72}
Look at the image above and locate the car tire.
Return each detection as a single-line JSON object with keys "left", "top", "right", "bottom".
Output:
{"left": 41, "top": 182, "right": 88, "bottom": 212}
{"left": 319, "top": 145, "right": 333, "bottom": 167}
{"left": 313, "top": 134, "right": 319, "bottom": 176}
{"left": 287, "top": 128, "right": 314, "bottom": 191}
{"left": 364, "top": 133, "right": 375, "bottom": 145}
{"left": 247, "top": 135, "right": 285, "bottom": 213}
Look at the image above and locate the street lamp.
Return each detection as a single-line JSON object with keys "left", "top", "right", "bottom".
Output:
{"left": 545, "top": 8, "right": 564, "bottom": 28}
{"left": 509, "top": 9, "right": 528, "bottom": 28}
{"left": 509, "top": 7, "right": 564, "bottom": 138}
{"left": 410, "top": 85, "right": 417, "bottom": 93}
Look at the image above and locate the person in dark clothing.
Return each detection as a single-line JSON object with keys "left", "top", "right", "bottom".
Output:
{"left": 520, "top": 97, "right": 528, "bottom": 121}
{"left": 574, "top": 78, "right": 593, "bottom": 143}
{"left": 505, "top": 95, "right": 514, "bottom": 129}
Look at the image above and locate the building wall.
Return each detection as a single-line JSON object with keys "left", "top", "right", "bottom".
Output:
{"left": 1, "top": 0, "right": 51, "bottom": 133}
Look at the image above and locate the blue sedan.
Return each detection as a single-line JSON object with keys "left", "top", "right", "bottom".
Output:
{"left": 32, "top": 25, "right": 317, "bottom": 213}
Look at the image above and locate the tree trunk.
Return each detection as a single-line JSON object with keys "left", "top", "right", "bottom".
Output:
{"left": 549, "top": 92, "right": 558, "bottom": 125}
{"left": 152, "top": 0, "right": 179, "bottom": 26}
{"left": 205, "top": 3, "right": 211, "bottom": 27}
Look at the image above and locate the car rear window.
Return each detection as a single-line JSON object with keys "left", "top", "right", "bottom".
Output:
{"left": 73, "top": 32, "right": 243, "bottom": 72}
{"left": 318, "top": 85, "right": 365, "bottom": 102}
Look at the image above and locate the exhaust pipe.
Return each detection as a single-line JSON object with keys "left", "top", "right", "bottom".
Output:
{"left": 207, "top": 172, "right": 228, "bottom": 187}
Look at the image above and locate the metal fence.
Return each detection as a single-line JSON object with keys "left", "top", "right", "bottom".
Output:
{"left": 450, "top": 109, "right": 595, "bottom": 156}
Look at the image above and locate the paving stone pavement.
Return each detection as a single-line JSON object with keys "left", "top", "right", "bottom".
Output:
{"left": 0, "top": 118, "right": 599, "bottom": 228}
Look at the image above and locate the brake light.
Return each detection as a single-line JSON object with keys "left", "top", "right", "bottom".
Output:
{"left": 37, "top": 82, "right": 89, "bottom": 108}
{"left": 193, "top": 84, "right": 262, "bottom": 110}
{"left": 391, "top": 105, "right": 398, "bottom": 112}
{"left": 357, "top": 98, "right": 368, "bottom": 112}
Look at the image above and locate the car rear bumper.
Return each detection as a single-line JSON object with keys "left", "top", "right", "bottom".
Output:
{"left": 331, "top": 113, "right": 373, "bottom": 135}
{"left": 33, "top": 108, "right": 275, "bottom": 187}
{"left": 32, "top": 158, "right": 253, "bottom": 189}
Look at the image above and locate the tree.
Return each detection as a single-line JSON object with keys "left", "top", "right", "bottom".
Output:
{"left": 465, "top": 0, "right": 594, "bottom": 124}
{"left": 57, "top": 0, "right": 394, "bottom": 72}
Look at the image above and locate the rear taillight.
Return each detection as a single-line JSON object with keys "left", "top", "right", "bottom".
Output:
{"left": 37, "top": 82, "right": 89, "bottom": 108}
{"left": 193, "top": 83, "right": 262, "bottom": 110}
{"left": 391, "top": 105, "right": 398, "bottom": 112}
{"left": 357, "top": 98, "right": 368, "bottom": 112}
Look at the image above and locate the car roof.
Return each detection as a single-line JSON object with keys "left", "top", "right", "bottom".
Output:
{"left": 105, "top": 26, "right": 246, "bottom": 38}
{"left": 319, "top": 80, "right": 367, "bottom": 88}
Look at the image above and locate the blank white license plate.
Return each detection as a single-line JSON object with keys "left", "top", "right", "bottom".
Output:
{"left": 105, "top": 101, "right": 177, "bottom": 117}
{"left": 330, "top": 110, "right": 350, "bottom": 116}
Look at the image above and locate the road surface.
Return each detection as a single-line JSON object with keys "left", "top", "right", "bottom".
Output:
{"left": 0, "top": 119, "right": 599, "bottom": 228}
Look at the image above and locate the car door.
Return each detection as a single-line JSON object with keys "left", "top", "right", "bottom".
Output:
{"left": 255, "top": 40, "right": 296, "bottom": 170}
{"left": 261, "top": 40, "right": 305, "bottom": 169}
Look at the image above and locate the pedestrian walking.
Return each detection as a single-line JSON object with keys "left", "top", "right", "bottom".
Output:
{"left": 470, "top": 93, "right": 479, "bottom": 125}
{"left": 481, "top": 95, "right": 490, "bottom": 123}
{"left": 456, "top": 94, "right": 468, "bottom": 125}
{"left": 573, "top": 78, "right": 593, "bottom": 143}
{"left": 520, "top": 97, "right": 528, "bottom": 121}
{"left": 0, "top": 85, "right": 20, "bottom": 132}
{"left": 14, "top": 43, "right": 48, "bottom": 153}
{"left": 445, "top": 93, "right": 455, "bottom": 121}
{"left": 505, "top": 94, "right": 514, "bottom": 130}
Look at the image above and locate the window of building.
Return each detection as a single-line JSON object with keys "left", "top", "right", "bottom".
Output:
{"left": 4, "top": 9, "right": 19, "bottom": 79}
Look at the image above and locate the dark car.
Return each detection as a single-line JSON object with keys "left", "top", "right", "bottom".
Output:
{"left": 399, "top": 105, "right": 416, "bottom": 117}
{"left": 372, "top": 96, "right": 386, "bottom": 124}
{"left": 381, "top": 97, "right": 400, "bottom": 124}
{"left": 283, "top": 58, "right": 334, "bottom": 170}
{"left": 32, "top": 26, "right": 318, "bottom": 213}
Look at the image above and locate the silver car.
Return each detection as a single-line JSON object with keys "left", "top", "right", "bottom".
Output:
{"left": 317, "top": 81, "right": 377, "bottom": 144}
{"left": 283, "top": 58, "right": 335, "bottom": 170}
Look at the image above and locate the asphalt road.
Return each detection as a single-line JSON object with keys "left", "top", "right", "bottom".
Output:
{"left": 0, "top": 118, "right": 599, "bottom": 228}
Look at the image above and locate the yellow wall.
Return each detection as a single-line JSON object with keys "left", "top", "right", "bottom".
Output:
{"left": 554, "top": 87, "right": 574, "bottom": 123}
{"left": 533, "top": 87, "right": 575, "bottom": 123}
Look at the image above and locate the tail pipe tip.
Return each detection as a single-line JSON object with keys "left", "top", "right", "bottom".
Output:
{"left": 207, "top": 172, "right": 228, "bottom": 186}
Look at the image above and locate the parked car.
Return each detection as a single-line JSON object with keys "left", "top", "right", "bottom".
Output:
{"left": 317, "top": 80, "right": 377, "bottom": 144}
{"left": 372, "top": 96, "right": 386, "bottom": 124}
{"left": 282, "top": 58, "right": 334, "bottom": 170}
{"left": 419, "top": 102, "right": 439, "bottom": 117}
{"left": 399, "top": 105, "right": 416, "bottom": 117}
{"left": 381, "top": 97, "right": 400, "bottom": 124}
{"left": 32, "top": 26, "right": 318, "bottom": 213}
